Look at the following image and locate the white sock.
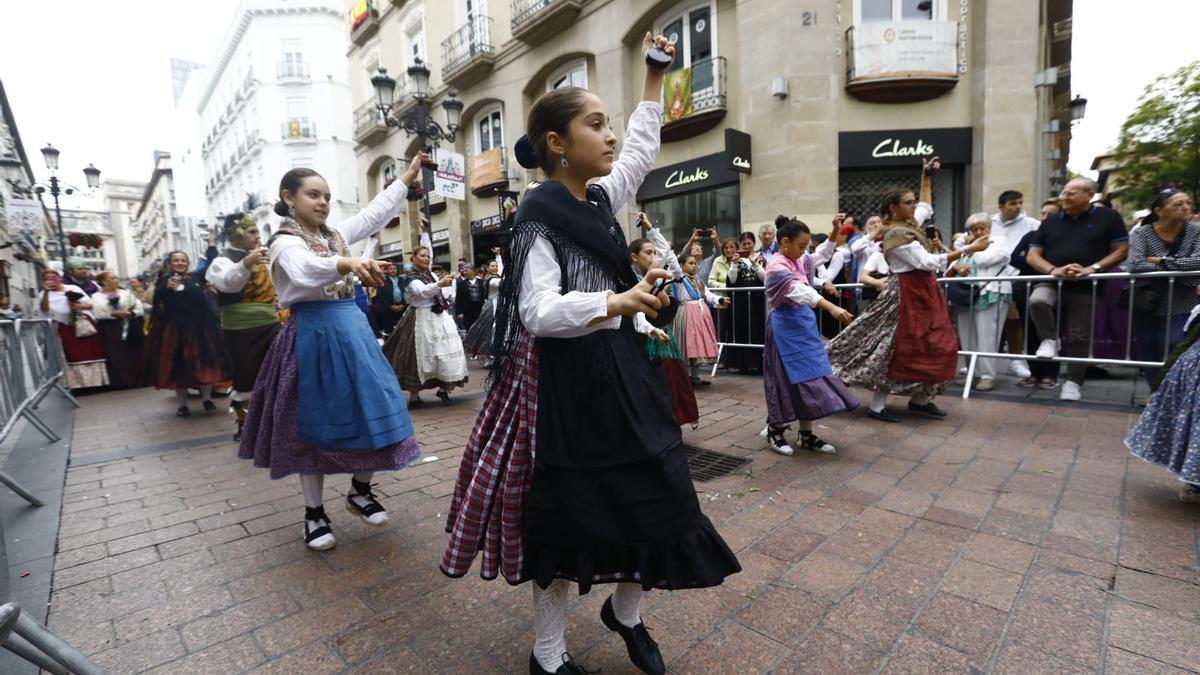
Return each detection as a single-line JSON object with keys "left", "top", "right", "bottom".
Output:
{"left": 869, "top": 391, "right": 888, "bottom": 413}
{"left": 532, "top": 579, "right": 570, "bottom": 672}
{"left": 175, "top": 388, "right": 189, "bottom": 407}
{"left": 911, "top": 393, "right": 930, "bottom": 406}
{"left": 299, "top": 474, "right": 324, "bottom": 509}
{"left": 612, "top": 582, "right": 644, "bottom": 628}
{"left": 199, "top": 384, "right": 213, "bottom": 403}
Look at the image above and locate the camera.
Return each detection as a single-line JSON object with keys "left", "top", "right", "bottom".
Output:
{"left": 923, "top": 225, "right": 939, "bottom": 241}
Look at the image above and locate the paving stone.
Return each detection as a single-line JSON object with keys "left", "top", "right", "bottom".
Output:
{"left": 1007, "top": 599, "right": 1105, "bottom": 669}
{"left": 781, "top": 551, "right": 866, "bottom": 600}
{"left": 669, "top": 622, "right": 787, "bottom": 674}
{"left": 112, "top": 586, "right": 233, "bottom": 643}
{"left": 940, "top": 558, "right": 1023, "bottom": 611}
{"left": 144, "top": 634, "right": 265, "bottom": 675}
{"left": 1114, "top": 568, "right": 1200, "bottom": 623}
{"left": 914, "top": 592, "right": 1007, "bottom": 658}
{"left": 1107, "top": 600, "right": 1200, "bottom": 672}
{"left": 734, "top": 584, "right": 829, "bottom": 644}
{"left": 1105, "top": 647, "right": 1195, "bottom": 675}
{"left": 254, "top": 594, "right": 372, "bottom": 657}
{"left": 881, "top": 633, "right": 982, "bottom": 674}
{"left": 774, "top": 628, "right": 884, "bottom": 674}
{"left": 180, "top": 591, "right": 300, "bottom": 651}
{"left": 89, "top": 629, "right": 187, "bottom": 673}
{"left": 992, "top": 644, "right": 1094, "bottom": 675}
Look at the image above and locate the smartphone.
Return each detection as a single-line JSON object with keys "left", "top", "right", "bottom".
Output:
{"left": 738, "top": 250, "right": 751, "bottom": 259}
{"left": 923, "top": 225, "right": 939, "bottom": 241}
{"left": 699, "top": 228, "right": 714, "bottom": 237}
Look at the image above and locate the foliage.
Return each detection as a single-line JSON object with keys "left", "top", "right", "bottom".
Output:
{"left": 67, "top": 232, "right": 103, "bottom": 249}
{"left": 1111, "top": 61, "right": 1200, "bottom": 210}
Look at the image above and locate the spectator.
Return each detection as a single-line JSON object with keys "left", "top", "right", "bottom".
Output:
{"left": 370, "top": 262, "right": 406, "bottom": 336}
{"left": 1126, "top": 188, "right": 1200, "bottom": 382}
{"left": 38, "top": 270, "right": 109, "bottom": 389}
{"left": 90, "top": 271, "right": 145, "bottom": 388}
{"left": 756, "top": 222, "right": 778, "bottom": 261}
{"left": 696, "top": 232, "right": 719, "bottom": 282}
{"left": 64, "top": 258, "right": 99, "bottom": 296}
{"left": 976, "top": 190, "right": 1042, "bottom": 380}
{"left": 1039, "top": 197, "right": 1061, "bottom": 221}
{"left": 455, "top": 264, "right": 485, "bottom": 331}
{"left": 724, "top": 232, "right": 767, "bottom": 372}
{"left": 0, "top": 295, "right": 16, "bottom": 320}
{"left": 1025, "top": 177, "right": 1130, "bottom": 401}
{"left": 948, "top": 213, "right": 1011, "bottom": 391}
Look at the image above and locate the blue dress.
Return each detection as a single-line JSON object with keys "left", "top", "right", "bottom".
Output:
{"left": 1127, "top": 339, "right": 1200, "bottom": 485}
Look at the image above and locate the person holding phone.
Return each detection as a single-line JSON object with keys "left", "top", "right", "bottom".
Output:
{"left": 206, "top": 212, "right": 282, "bottom": 441}
{"left": 441, "top": 34, "right": 738, "bottom": 675}
{"left": 39, "top": 269, "right": 109, "bottom": 389}
{"left": 827, "top": 157, "right": 989, "bottom": 423}
{"left": 629, "top": 237, "right": 698, "bottom": 426}
{"left": 238, "top": 155, "right": 429, "bottom": 552}
{"left": 724, "top": 231, "right": 767, "bottom": 373}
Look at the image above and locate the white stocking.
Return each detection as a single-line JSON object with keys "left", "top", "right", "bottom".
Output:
{"left": 611, "top": 582, "right": 644, "bottom": 628}
{"left": 299, "top": 474, "right": 324, "bottom": 509}
{"left": 532, "top": 579, "right": 570, "bottom": 672}
{"left": 869, "top": 390, "right": 888, "bottom": 413}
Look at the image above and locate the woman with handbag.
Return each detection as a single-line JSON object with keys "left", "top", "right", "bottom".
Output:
{"left": 1126, "top": 188, "right": 1200, "bottom": 383}
{"left": 39, "top": 269, "right": 109, "bottom": 389}
{"left": 946, "top": 214, "right": 1011, "bottom": 392}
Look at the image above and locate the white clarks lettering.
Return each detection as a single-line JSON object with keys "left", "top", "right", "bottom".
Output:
{"left": 732, "top": 156, "right": 751, "bottom": 170}
{"left": 871, "top": 138, "right": 935, "bottom": 159}
{"left": 665, "top": 167, "right": 710, "bottom": 189}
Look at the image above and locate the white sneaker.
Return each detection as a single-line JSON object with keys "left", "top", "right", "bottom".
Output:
{"left": 762, "top": 425, "right": 794, "bottom": 456}
{"left": 1008, "top": 360, "right": 1032, "bottom": 378}
{"left": 1059, "top": 380, "right": 1081, "bottom": 401}
{"left": 1036, "top": 339, "right": 1059, "bottom": 359}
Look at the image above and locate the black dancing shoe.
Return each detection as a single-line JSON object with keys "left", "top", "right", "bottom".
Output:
{"left": 528, "top": 652, "right": 594, "bottom": 675}
{"left": 866, "top": 408, "right": 900, "bottom": 423}
{"left": 907, "top": 401, "right": 948, "bottom": 419}
{"left": 303, "top": 506, "right": 336, "bottom": 551}
{"left": 763, "top": 424, "right": 793, "bottom": 457}
{"left": 346, "top": 479, "right": 389, "bottom": 526}
{"left": 176, "top": 406, "right": 190, "bottom": 418}
{"left": 408, "top": 396, "right": 425, "bottom": 409}
{"left": 436, "top": 389, "right": 451, "bottom": 405}
{"left": 798, "top": 431, "right": 836, "bottom": 454}
{"left": 601, "top": 595, "right": 665, "bottom": 675}
{"left": 202, "top": 400, "right": 217, "bottom": 413}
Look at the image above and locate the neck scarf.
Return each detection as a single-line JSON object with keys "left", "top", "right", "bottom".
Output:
{"left": 269, "top": 217, "right": 354, "bottom": 300}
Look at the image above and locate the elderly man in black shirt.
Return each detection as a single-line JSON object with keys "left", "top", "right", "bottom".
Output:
{"left": 1025, "top": 177, "right": 1129, "bottom": 401}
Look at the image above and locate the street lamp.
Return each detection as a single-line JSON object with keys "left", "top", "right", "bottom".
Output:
{"left": 1068, "top": 95, "right": 1088, "bottom": 123}
{"left": 5, "top": 143, "right": 103, "bottom": 272}
{"left": 371, "top": 58, "right": 464, "bottom": 238}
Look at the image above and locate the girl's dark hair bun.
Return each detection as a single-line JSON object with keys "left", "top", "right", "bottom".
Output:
{"left": 274, "top": 201, "right": 290, "bottom": 218}
{"left": 775, "top": 214, "right": 790, "bottom": 227}
{"left": 514, "top": 135, "right": 538, "bottom": 170}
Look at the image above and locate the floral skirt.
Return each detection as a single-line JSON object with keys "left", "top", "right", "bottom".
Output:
{"left": 826, "top": 275, "right": 944, "bottom": 397}
{"left": 1127, "top": 339, "right": 1200, "bottom": 485}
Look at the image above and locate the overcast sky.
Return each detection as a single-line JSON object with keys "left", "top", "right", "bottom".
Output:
{"left": 2, "top": 1, "right": 1196, "bottom": 206}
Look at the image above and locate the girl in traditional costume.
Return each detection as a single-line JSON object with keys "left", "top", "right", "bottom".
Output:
{"left": 441, "top": 34, "right": 739, "bottom": 675}
{"left": 826, "top": 157, "right": 992, "bottom": 422}
{"left": 462, "top": 257, "right": 503, "bottom": 363}
{"left": 238, "top": 157, "right": 427, "bottom": 551}
{"left": 761, "top": 218, "right": 858, "bottom": 455}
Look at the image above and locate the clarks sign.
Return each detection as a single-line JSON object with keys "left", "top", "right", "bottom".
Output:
{"left": 839, "top": 127, "right": 971, "bottom": 168}
{"left": 636, "top": 152, "right": 739, "bottom": 202}
{"left": 725, "top": 128, "right": 752, "bottom": 175}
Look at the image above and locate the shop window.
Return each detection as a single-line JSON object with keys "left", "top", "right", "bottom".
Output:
{"left": 547, "top": 59, "right": 587, "bottom": 91}
{"left": 657, "top": 2, "right": 716, "bottom": 92}
{"left": 476, "top": 107, "right": 503, "bottom": 154}
{"left": 640, "top": 183, "right": 741, "bottom": 260}
{"left": 856, "top": 0, "right": 944, "bottom": 23}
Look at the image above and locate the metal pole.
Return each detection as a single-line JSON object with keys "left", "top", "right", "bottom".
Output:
{"left": 52, "top": 177, "right": 67, "bottom": 272}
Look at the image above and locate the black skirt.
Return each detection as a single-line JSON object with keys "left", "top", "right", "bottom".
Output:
{"left": 521, "top": 320, "right": 741, "bottom": 593}
{"left": 96, "top": 318, "right": 144, "bottom": 388}
{"left": 223, "top": 321, "right": 281, "bottom": 393}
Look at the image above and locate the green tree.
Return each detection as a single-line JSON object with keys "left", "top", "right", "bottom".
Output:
{"left": 1112, "top": 60, "right": 1200, "bottom": 210}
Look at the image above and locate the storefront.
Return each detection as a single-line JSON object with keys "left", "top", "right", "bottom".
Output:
{"left": 468, "top": 190, "right": 519, "bottom": 267}
{"left": 838, "top": 127, "right": 971, "bottom": 239}
{"left": 430, "top": 228, "right": 451, "bottom": 270}
{"left": 637, "top": 132, "right": 749, "bottom": 257}
{"left": 377, "top": 240, "right": 405, "bottom": 262}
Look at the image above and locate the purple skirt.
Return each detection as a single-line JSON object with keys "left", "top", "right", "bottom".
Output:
{"left": 238, "top": 317, "right": 421, "bottom": 479}
{"left": 764, "top": 321, "right": 859, "bottom": 425}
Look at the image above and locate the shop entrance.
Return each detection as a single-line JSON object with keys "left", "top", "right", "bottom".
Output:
{"left": 838, "top": 166, "right": 965, "bottom": 240}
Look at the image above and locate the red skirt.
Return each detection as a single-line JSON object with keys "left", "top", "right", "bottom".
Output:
{"left": 663, "top": 358, "right": 699, "bottom": 426}
{"left": 887, "top": 271, "right": 959, "bottom": 384}
{"left": 57, "top": 321, "right": 106, "bottom": 363}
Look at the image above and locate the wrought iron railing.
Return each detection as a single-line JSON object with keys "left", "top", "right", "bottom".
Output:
{"left": 277, "top": 61, "right": 310, "bottom": 80}
{"left": 441, "top": 15, "right": 493, "bottom": 75}
{"left": 354, "top": 100, "right": 387, "bottom": 139}
{"left": 511, "top": 0, "right": 562, "bottom": 29}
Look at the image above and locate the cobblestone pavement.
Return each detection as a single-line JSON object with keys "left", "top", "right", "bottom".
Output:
{"left": 30, "top": 364, "right": 1200, "bottom": 674}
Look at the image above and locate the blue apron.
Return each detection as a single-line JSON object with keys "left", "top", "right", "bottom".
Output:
{"left": 771, "top": 303, "right": 833, "bottom": 385}
{"left": 292, "top": 299, "right": 414, "bottom": 449}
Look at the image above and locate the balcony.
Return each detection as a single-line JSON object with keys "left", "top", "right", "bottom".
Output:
{"left": 441, "top": 15, "right": 495, "bottom": 89}
{"left": 511, "top": 0, "right": 582, "bottom": 43}
{"left": 468, "top": 146, "right": 509, "bottom": 197}
{"left": 354, "top": 101, "right": 390, "bottom": 145}
{"left": 349, "top": 0, "right": 381, "bottom": 46}
{"left": 845, "top": 21, "right": 960, "bottom": 103}
{"left": 282, "top": 119, "right": 317, "bottom": 143}
{"left": 661, "top": 56, "right": 728, "bottom": 143}
{"left": 277, "top": 61, "right": 310, "bottom": 84}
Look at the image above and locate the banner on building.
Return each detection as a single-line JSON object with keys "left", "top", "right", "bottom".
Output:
{"left": 663, "top": 68, "right": 693, "bottom": 123}
{"left": 849, "top": 21, "right": 958, "bottom": 80}
{"left": 469, "top": 148, "right": 507, "bottom": 194}
{"left": 350, "top": 0, "right": 371, "bottom": 31}
{"left": 433, "top": 148, "right": 465, "bottom": 201}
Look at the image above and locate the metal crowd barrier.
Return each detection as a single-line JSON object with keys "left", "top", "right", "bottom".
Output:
{"left": 0, "top": 320, "right": 102, "bottom": 672}
{"left": 706, "top": 270, "right": 1200, "bottom": 401}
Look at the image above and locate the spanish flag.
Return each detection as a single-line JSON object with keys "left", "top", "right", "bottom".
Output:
{"left": 351, "top": 0, "right": 370, "bottom": 31}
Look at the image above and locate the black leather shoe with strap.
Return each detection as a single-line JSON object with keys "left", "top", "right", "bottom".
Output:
{"left": 907, "top": 401, "right": 948, "bottom": 418}
{"left": 601, "top": 595, "right": 665, "bottom": 675}
{"left": 346, "top": 478, "right": 389, "bottom": 526}
{"left": 528, "top": 652, "right": 596, "bottom": 675}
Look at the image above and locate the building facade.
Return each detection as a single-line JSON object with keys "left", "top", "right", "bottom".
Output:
{"left": 48, "top": 208, "right": 120, "bottom": 276}
{"left": 347, "top": 0, "right": 1075, "bottom": 264}
{"left": 0, "top": 80, "right": 52, "bottom": 306}
{"left": 197, "top": 0, "right": 362, "bottom": 233}
{"left": 131, "top": 153, "right": 192, "bottom": 277}
{"left": 101, "top": 178, "right": 149, "bottom": 279}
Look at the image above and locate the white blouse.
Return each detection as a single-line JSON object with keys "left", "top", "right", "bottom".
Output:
{"left": 886, "top": 241, "right": 948, "bottom": 274}
{"left": 405, "top": 275, "right": 450, "bottom": 309}
{"left": 518, "top": 101, "right": 663, "bottom": 339}
{"left": 90, "top": 289, "right": 144, "bottom": 319}
{"left": 269, "top": 179, "right": 409, "bottom": 309}
{"left": 40, "top": 285, "right": 89, "bottom": 325}
{"left": 205, "top": 249, "right": 254, "bottom": 294}
{"left": 786, "top": 280, "right": 822, "bottom": 308}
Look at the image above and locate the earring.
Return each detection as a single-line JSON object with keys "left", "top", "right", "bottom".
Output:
{"left": 288, "top": 206, "right": 296, "bottom": 218}
{"left": 560, "top": 153, "right": 568, "bottom": 168}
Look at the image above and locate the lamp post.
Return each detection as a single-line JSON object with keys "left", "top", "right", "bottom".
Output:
{"left": 370, "top": 58, "right": 463, "bottom": 238}
{"left": 1068, "top": 95, "right": 1087, "bottom": 124}
{"left": 3, "top": 144, "right": 101, "bottom": 273}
